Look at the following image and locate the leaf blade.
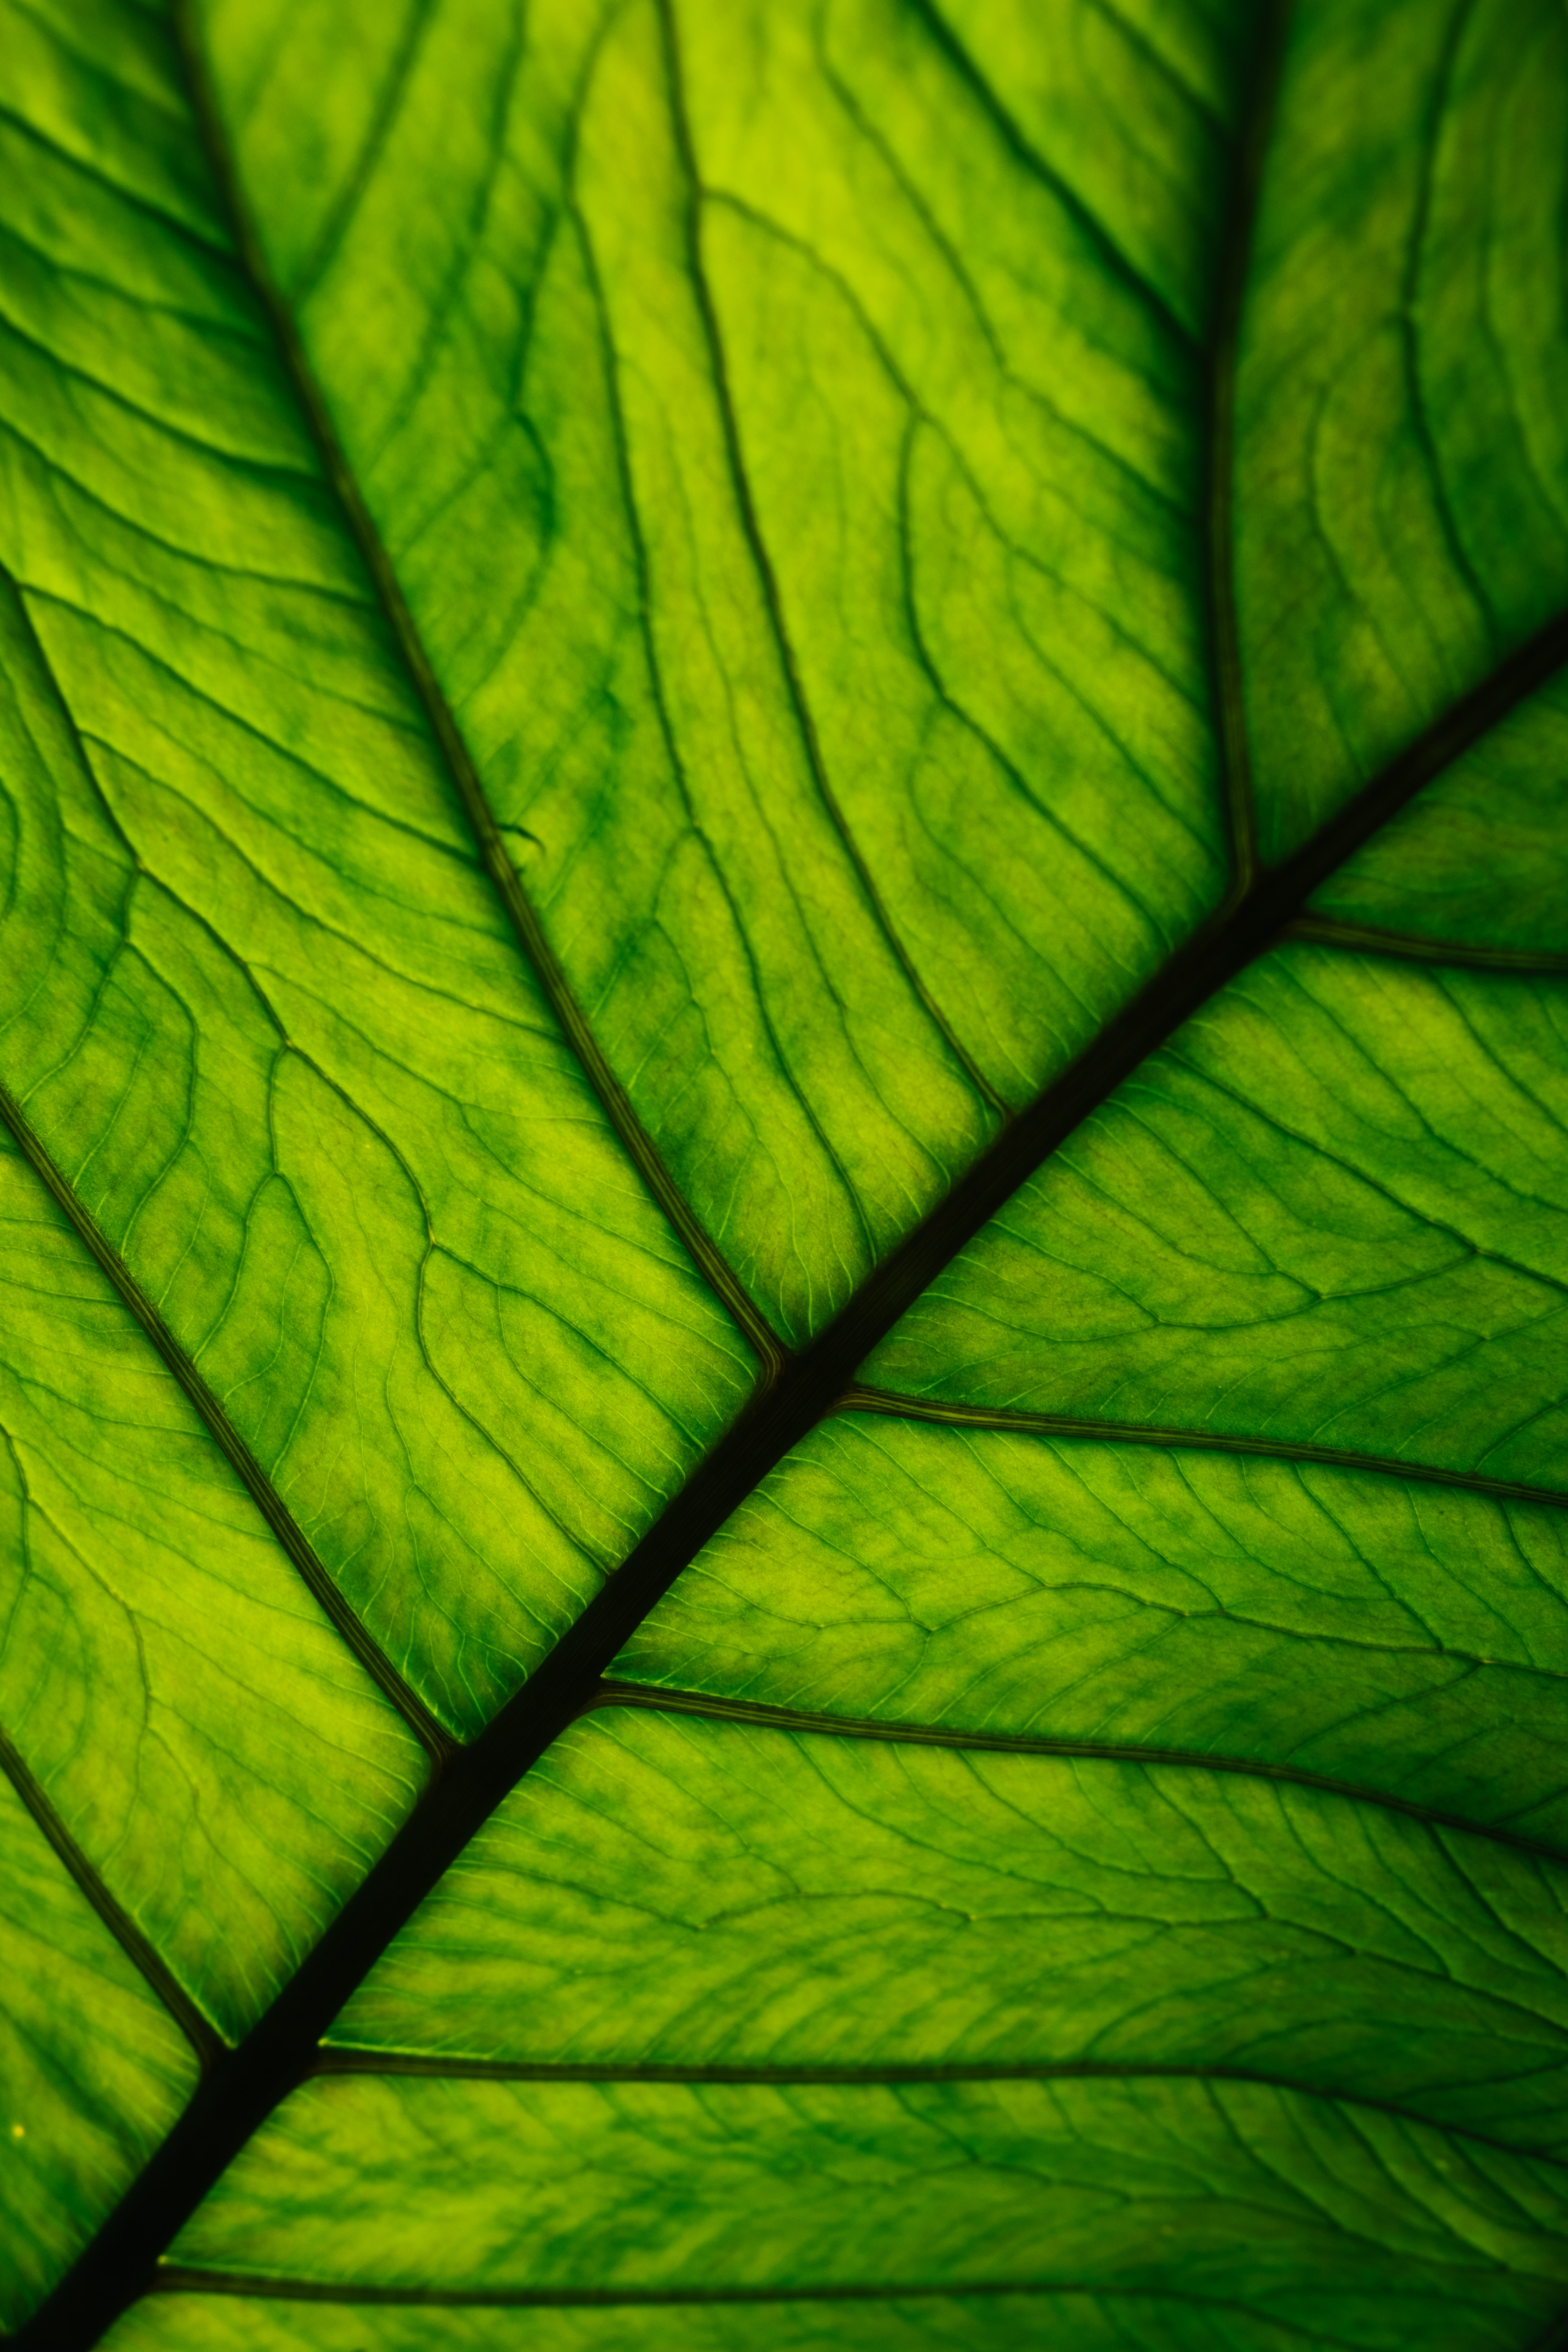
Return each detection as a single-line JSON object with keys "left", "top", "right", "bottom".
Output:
{"left": 9, "top": 0, "right": 1568, "bottom": 2342}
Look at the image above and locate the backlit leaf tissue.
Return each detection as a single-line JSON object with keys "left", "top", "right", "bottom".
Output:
{"left": 4, "top": 1, "right": 1568, "bottom": 2346}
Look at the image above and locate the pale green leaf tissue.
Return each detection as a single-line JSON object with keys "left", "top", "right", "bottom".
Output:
{"left": 4, "top": 0, "right": 1568, "bottom": 2348}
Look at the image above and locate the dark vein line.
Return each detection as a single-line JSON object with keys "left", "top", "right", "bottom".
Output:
{"left": 582, "top": 1679, "right": 1568, "bottom": 1866}
{"left": 653, "top": 0, "right": 1008, "bottom": 1119}
{"left": 1285, "top": 913, "right": 1568, "bottom": 975}
{"left": 1083, "top": 0, "right": 1225, "bottom": 134}
{"left": 0, "top": 1718, "right": 221, "bottom": 2071}
{"left": 1, "top": 719, "right": 434, "bottom": 1761}
{"left": 0, "top": 209, "right": 265, "bottom": 342}
{"left": 838, "top": 1384, "right": 1568, "bottom": 1512}
{"left": 18, "top": 590, "right": 453, "bottom": 864}
{"left": 6, "top": 0, "right": 181, "bottom": 129}
{"left": 902, "top": 0, "right": 1197, "bottom": 354}
{"left": 0, "top": 574, "right": 452, "bottom": 1767}
{"left": 360, "top": 6, "right": 528, "bottom": 477}
{"left": 310, "top": 2042, "right": 1568, "bottom": 2164}
{"left": 1169, "top": 1026, "right": 1568, "bottom": 1322}
{"left": 564, "top": 203, "right": 884, "bottom": 1283}
{"left": 1400, "top": 0, "right": 1495, "bottom": 644}
{"left": 0, "top": 395, "right": 375, "bottom": 594}
{"left": 697, "top": 184, "right": 1203, "bottom": 941}
{"left": 0, "top": 302, "right": 318, "bottom": 485}
{"left": 883, "top": 420, "right": 1190, "bottom": 962}
{"left": 286, "top": 0, "right": 434, "bottom": 306}
{"left": 23, "top": 593, "right": 1568, "bottom": 2352}
{"left": 169, "top": 0, "right": 786, "bottom": 1388}
{"left": 811, "top": 35, "right": 1010, "bottom": 380}
{"left": 140, "top": 2272, "right": 1348, "bottom": 2334}
{"left": 1204, "top": 3, "right": 1286, "bottom": 898}
{"left": 704, "top": 176, "right": 1184, "bottom": 532}
{"left": 0, "top": 96, "right": 233, "bottom": 267}
{"left": 0, "top": 1069, "right": 452, "bottom": 1764}
{"left": 277, "top": 1044, "right": 607, "bottom": 1568}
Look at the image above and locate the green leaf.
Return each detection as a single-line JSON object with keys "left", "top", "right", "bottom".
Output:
{"left": 617, "top": 1418, "right": 1568, "bottom": 1837}
{"left": 2, "top": 0, "right": 1568, "bottom": 2346}
{"left": 87, "top": 2300, "right": 1342, "bottom": 2352}
{"left": 329, "top": 1708, "right": 1568, "bottom": 2143}
{"left": 153, "top": 2074, "right": 1568, "bottom": 2330}
{"left": 0, "top": 1768, "right": 196, "bottom": 2323}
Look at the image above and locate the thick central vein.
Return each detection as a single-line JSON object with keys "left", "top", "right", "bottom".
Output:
{"left": 26, "top": 569, "right": 1568, "bottom": 2352}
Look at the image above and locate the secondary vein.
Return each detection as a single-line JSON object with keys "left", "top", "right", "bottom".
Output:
{"left": 141, "top": 2273, "right": 1337, "bottom": 2327}
{"left": 1285, "top": 914, "right": 1568, "bottom": 975}
{"left": 838, "top": 1382, "right": 1568, "bottom": 1510}
{"left": 0, "top": 1716, "right": 221, "bottom": 2071}
{"left": 1202, "top": 1, "right": 1286, "bottom": 899}
{"left": 0, "top": 1070, "right": 450, "bottom": 1765}
{"left": 170, "top": 0, "right": 787, "bottom": 1388}
{"left": 27, "top": 577, "right": 1568, "bottom": 2352}
{"left": 654, "top": 0, "right": 1010, "bottom": 1119}
{"left": 584, "top": 1677, "right": 1568, "bottom": 1866}
{"left": 307, "top": 2044, "right": 1568, "bottom": 2168}
{"left": 22, "top": 7, "right": 1568, "bottom": 2341}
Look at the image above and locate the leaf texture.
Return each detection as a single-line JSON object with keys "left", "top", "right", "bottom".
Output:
{"left": 3, "top": 0, "right": 1568, "bottom": 2346}
{"left": 618, "top": 1417, "right": 1568, "bottom": 1836}
{"left": 0, "top": 1770, "right": 195, "bottom": 2326}
{"left": 159, "top": 2074, "right": 1568, "bottom": 2328}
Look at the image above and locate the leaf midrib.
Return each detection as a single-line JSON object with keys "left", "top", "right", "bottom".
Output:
{"left": 29, "top": 584, "right": 1568, "bottom": 2352}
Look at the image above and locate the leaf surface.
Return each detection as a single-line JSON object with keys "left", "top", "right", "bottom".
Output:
{"left": 3, "top": 0, "right": 1568, "bottom": 2346}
